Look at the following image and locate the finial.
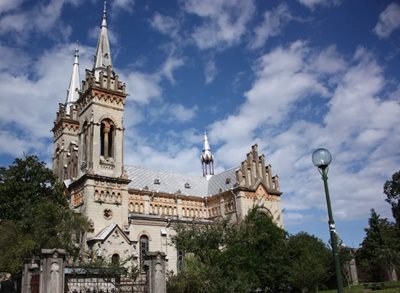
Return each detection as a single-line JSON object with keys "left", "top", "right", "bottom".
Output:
{"left": 201, "top": 131, "right": 214, "bottom": 177}
{"left": 74, "top": 42, "right": 79, "bottom": 64}
{"left": 101, "top": 0, "right": 107, "bottom": 27}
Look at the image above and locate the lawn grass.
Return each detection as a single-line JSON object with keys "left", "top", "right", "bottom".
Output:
{"left": 319, "top": 282, "right": 400, "bottom": 293}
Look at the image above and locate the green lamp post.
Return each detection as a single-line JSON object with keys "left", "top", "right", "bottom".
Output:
{"left": 312, "top": 148, "right": 344, "bottom": 293}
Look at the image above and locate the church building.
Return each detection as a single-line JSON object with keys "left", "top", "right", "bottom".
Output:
{"left": 51, "top": 4, "right": 283, "bottom": 273}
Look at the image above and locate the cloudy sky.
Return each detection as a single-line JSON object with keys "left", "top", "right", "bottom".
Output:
{"left": 1, "top": 0, "right": 399, "bottom": 247}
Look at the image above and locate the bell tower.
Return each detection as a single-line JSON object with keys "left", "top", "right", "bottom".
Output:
{"left": 76, "top": 1, "right": 127, "bottom": 179}
{"left": 65, "top": 2, "right": 131, "bottom": 245}
{"left": 52, "top": 49, "right": 80, "bottom": 183}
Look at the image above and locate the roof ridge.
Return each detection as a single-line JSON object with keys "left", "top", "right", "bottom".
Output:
{"left": 124, "top": 164, "right": 239, "bottom": 177}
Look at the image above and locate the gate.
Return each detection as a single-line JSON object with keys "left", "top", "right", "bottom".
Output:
{"left": 30, "top": 274, "right": 40, "bottom": 293}
{"left": 65, "top": 270, "right": 148, "bottom": 293}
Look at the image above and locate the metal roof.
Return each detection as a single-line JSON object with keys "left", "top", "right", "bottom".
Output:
{"left": 125, "top": 165, "right": 239, "bottom": 197}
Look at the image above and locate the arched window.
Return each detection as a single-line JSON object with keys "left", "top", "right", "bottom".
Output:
{"left": 100, "top": 119, "right": 115, "bottom": 159}
{"left": 140, "top": 235, "right": 149, "bottom": 270}
{"left": 111, "top": 253, "right": 120, "bottom": 265}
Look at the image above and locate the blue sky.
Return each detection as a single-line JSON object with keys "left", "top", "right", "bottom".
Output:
{"left": 1, "top": 0, "right": 400, "bottom": 247}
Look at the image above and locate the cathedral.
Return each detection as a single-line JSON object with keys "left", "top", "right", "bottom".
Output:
{"left": 52, "top": 4, "right": 283, "bottom": 273}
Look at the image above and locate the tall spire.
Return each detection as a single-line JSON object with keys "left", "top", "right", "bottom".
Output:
{"left": 94, "top": 0, "right": 113, "bottom": 77}
{"left": 201, "top": 132, "right": 214, "bottom": 178}
{"left": 65, "top": 48, "right": 81, "bottom": 114}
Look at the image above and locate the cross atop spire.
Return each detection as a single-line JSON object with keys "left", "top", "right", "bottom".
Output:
{"left": 65, "top": 48, "right": 81, "bottom": 114}
{"left": 102, "top": 0, "right": 107, "bottom": 27}
{"left": 94, "top": 0, "right": 113, "bottom": 77}
{"left": 201, "top": 132, "right": 214, "bottom": 178}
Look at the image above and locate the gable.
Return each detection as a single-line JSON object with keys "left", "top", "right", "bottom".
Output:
{"left": 88, "top": 223, "right": 131, "bottom": 244}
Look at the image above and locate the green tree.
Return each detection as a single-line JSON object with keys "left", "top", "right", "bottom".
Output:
{"left": 357, "top": 209, "right": 399, "bottom": 282}
{"left": 0, "top": 155, "right": 89, "bottom": 273}
{"left": 384, "top": 170, "right": 400, "bottom": 227}
{"left": 287, "top": 232, "right": 332, "bottom": 292}
{"left": 168, "top": 207, "right": 289, "bottom": 293}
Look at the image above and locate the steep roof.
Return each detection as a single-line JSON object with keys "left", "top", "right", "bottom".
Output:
{"left": 124, "top": 165, "right": 238, "bottom": 197}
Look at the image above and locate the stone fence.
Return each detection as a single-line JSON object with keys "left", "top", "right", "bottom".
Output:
{"left": 21, "top": 249, "right": 166, "bottom": 293}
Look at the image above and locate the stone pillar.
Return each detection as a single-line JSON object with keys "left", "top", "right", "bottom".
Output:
{"left": 176, "top": 198, "right": 182, "bottom": 218}
{"left": 39, "top": 249, "right": 66, "bottom": 293}
{"left": 21, "top": 258, "right": 40, "bottom": 293}
{"left": 144, "top": 195, "right": 150, "bottom": 214}
{"left": 145, "top": 251, "right": 166, "bottom": 293}
{"left": 219, "top": 198, "right": 225, "bottom": 217}
{"left": 348, "top": 258, "right": 359, "bottom": 285}
{"left": 235, "top": 191, "right": 246, "bottom": 220}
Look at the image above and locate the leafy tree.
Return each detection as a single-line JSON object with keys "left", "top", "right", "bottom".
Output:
{"left": 357, "top": 209, "right": 399, "bottom": 282}
{"left": 168, "top": 207, "right": 290, "bottom": 293}
{"left": 384, "top": 170, "right": 400, "bottom": 227}
{"left": 287, "top": 232, "right": 332, "bottom": 292}
{"left": 0, "top": 155, "right": 89, "bottom": 273}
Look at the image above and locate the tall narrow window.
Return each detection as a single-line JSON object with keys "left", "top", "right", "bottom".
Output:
{"left": 177, "top": 250, "right": 185, "bottom": 272}
{"left": 82, "top": 121, "right": 88, "bottom": 162}
{"left": 140, "top": 235, "right": 149, "bottom": 270}
{"left": 100, "top": 119, "right": 115, "bottom": 159}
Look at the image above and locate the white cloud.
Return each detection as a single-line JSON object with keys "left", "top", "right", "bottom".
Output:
{"left": 210, "top": 41, "right": 326, "bottom": 148}
{"left": 122, "top": 71, "right": 162, "bottom": 105}
{"left": 283, "top": 212, "right": 310, "bottom": 226}
{"left": 297, "top": 0, "right": 341, "bottom": 10}
{"left": 373, "top": 3, "right": 400, "bottom": 39}
{"left": 0, "top": 0, "right": 77, "bottom": 41}
{"left": 148, "top": 103, "right": 198, "bottom": 123}
{"left": 0, "top": 43, "right": 93, "bottom": 158}
{"left": 183, "top": 0, "right": 255, "bottom": 49}
{"left": 0, "top": 45, "right": 31, "bottom": 73}
{"left": 0, "top": 130, "right": 46, "bottom": 158}
{"left": 204, "top": 59, "right": 218, "bottom": 84}
{"left": 249, "top": 3, "right": 292, "bottom": 50}
{"left": 309, "top": 45, "right": 346, "bottom": 75}
{"left": 111, "top": 0, "right": 135, "bottom": 13}
{"left": 150, "top": 12, "right": 180, "bottom": 38}
{"left": 120, "top": 55, "right": 184, "bottom": 105}
{"left": 160, "top": 57, "right": 185, "bottom": 83}
{"left": 124, "top": 143, "right": 201, "bottom": 175}
{"left": 0, "top": 0, "right": 25, "bottom": 14}
{"left": 207, "top": 41, "right": 400, "bottom": 224}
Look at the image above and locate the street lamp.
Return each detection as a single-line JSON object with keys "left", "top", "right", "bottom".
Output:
{"left": 312, "top": 148, "right": 344, "bottom": 293}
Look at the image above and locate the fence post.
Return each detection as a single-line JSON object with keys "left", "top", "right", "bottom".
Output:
{"left": 39, "top": 249, "right": 66, "bottom": 293}
{"left": 145, "top": 251, "right": 167, "bottom": 293}
{"left": 21, "top": 258, "right": 40, "bottom": 293}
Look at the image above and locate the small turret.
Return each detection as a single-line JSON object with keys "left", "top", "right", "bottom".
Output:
{"left": 201, "top": 132, "right": 214, "bottom": 178}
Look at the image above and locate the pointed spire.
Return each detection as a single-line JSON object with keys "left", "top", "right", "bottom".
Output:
{"left": 65, "top": 48, "right": 81, "bottom": 114}
{"left": 94, "top": 0, "right": 113, "bottom": 77}
{"left": 201, "top": 132, "right": 214, "bottom": 177}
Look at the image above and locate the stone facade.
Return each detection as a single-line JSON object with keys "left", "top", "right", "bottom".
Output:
{"left": 52, "top": 5, "right": 283, "bottom": 274}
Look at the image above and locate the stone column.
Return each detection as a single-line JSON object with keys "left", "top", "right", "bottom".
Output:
{"left": 39, "top": 249, "right": 66, "bottom": 293}
{"left": 145, "top": 251, "right": 166, "bottom": 293}
{"left": 21, "top": 258, "right": 40, "bottom": 293}
{"left": 176, "top": 198, "right": 182, "bottom": 218}
{"left": 235, "top": 191, "right": 246, "bottom": 220}
{"left": 144, "top": 195, "right": 150, "bottom": 214}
